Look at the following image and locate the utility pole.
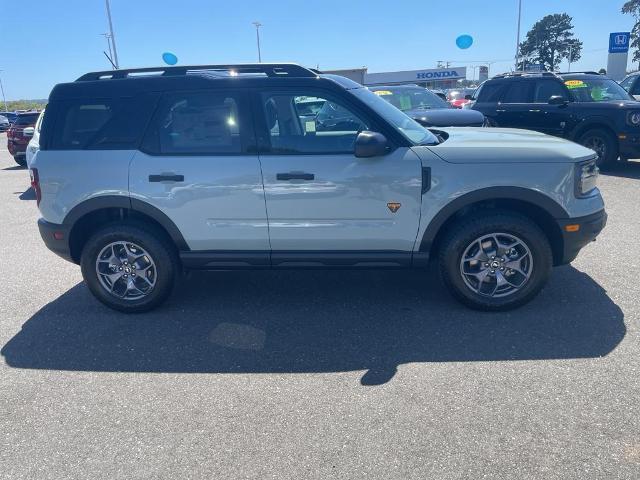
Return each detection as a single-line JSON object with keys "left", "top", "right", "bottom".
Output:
{"left": 105, "top": 0, "right": 120, "bottom": 69}
{"left": 252, "top": 22, "right": 262, "bottom": 63}
{"left": 0, "top": 71, "right": 8, "bottom": 112}
{"left": 567, "top": 44, "right": 573, "bottom": 72}
{"left": 515, "top": 0, "right": 523, "bottom": 71}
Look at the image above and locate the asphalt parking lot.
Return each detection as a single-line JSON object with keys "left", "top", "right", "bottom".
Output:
{"left": 0, "top": 132, "right": 639, "bottom": 479}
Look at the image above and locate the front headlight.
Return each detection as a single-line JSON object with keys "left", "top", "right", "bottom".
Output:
{"left": 575, "top": 158, "right": 599, "bottom": 197}
{"left": 627, "top": 111, "right": 640, "bottom": 126}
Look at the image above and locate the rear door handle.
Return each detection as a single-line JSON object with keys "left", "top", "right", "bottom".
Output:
{"left": 149, "top": 174, "right": 184, "bottom": 182}
{"left": 276, "top": 172, "right": 315, "bottom": 181}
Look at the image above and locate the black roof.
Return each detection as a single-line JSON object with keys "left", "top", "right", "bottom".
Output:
{"left": 50, "top": 63, "right": 360, "bottom": 101}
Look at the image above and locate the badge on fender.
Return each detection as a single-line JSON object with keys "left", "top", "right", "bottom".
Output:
{"left": 387, "top": 202, "right": 401, "bottom": 213}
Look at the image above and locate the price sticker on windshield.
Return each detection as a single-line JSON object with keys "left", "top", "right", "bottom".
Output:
{"left": 373, "top": 90, "right": 392, "bottom": 96}
{"left": 564, "top": 80, "right": 586, "bottom": 89}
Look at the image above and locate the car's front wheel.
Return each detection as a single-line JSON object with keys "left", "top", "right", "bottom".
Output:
{"left": 438, "top": 212, "right": 553, "bottom": 311}
{"left": 578, "top": 129, "right": 618, "bottom": 169}
{"left": 80, "top": 223, "right": 179, "bottom": 313}
{"left": 13, "top": 155, "right": 26, "bottom": 167}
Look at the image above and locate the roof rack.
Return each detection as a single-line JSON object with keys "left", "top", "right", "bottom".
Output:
{"left": 76, "top": 63, "right": 317, "bottom": 81}
{"left": 492, "top": 71, "right": 558, "bottom": 79}
{"left": 556, "top": 71, "right": 601, "bottom": 75}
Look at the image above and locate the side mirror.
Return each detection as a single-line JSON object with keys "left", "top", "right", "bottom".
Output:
{"left": 22, "top": 127, "right": 35, "bottom": 137}
{"left": 548, "top": 96, "right": 568, "bottom": 106}
{"left": 355, "top": 131, "right": 387, "bottom": 158}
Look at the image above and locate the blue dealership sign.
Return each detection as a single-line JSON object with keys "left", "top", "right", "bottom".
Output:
{"left": 609, "top": 32, "right": 630, "bottom": 53}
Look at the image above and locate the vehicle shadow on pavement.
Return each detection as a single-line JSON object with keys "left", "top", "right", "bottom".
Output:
{"left": 2, "top": 165, "right": 26, "bottom": 171}
{"left": 601, "top": 160, "right": 640, "bottom": 180}
{"left": 1, "top": 266, "right": 625, "bottom": 385}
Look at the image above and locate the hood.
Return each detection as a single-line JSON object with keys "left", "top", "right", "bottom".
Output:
{"left": 407, "top": 107, "right": 485, "bottom": 127}
{"left": 425, "top": 127, "right": 596, "bottom": 164}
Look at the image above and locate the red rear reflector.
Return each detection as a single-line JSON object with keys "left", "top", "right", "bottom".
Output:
{"left": 53, "top": 232, "right": 64, "bottom": 240}
{"left": 30, "top": 168, "right": 42, "bottom": 206}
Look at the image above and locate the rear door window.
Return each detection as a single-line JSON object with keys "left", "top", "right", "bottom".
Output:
{"left": 501, "top": 82, "right": 534, "bottom": 103}
{"left": 143, "top": 91, "right": 248, "bottom": 155}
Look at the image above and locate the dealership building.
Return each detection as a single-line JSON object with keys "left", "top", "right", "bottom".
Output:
{"left": 325, "top": 67, "right": 468, "bottom": 89}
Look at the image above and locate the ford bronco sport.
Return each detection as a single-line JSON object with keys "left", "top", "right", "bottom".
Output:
{"left": 32, "top": 64, "right": 606, "bottom": 313}
{"left": 471, "top": 71, "right": 639, "bottom": 167}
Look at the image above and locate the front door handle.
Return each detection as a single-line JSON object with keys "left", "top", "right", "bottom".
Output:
{"left": 276, "top": 172, "right": 315, "bottom": 181}
{"left": 149, "top": 174, "right": 184, "bottom": 182}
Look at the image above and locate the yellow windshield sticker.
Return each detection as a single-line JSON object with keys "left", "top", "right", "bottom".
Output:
{"left": 565, "top": 80, "right": 586, "bottom": 89}
{"left": 374, "top": 90, "right": 392, "bottom": 96}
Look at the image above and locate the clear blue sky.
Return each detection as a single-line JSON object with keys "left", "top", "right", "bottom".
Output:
{"left": 0, "top": 0, "right": 636, "bottom": 99}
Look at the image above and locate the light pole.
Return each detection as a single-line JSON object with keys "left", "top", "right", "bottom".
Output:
{"left": 252, "top": 21, "right": 262, "bottom": 63}
{"left": 105, "top": 0, "right": 120, "bottom": 69}
{"left": 515, "top": 0, "right": 522, "bottom": 71}
{"left": 0, "top": 71, "right": 8, "bottom": 112}
{"left": 567, "top": 43, "right": 573, "bottom": 72}
{"left": 100, "top": 33, "right": 115, "bottom": 69}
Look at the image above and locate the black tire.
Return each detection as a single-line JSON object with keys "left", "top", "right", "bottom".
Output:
{"left": 80, "top": 223, "right": 179, "bottom": 313}
{"left": 578, "top": 128, "right": 618, "bottom": 169}
{"left": 438, "top": 211, "right": 553, "bottom": 311}
{"left": 13, "top": 156, "right": 26, "bottom": 167}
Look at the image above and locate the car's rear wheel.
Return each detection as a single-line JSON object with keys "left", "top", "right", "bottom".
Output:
{"left": 578, "top": 129, "right": 618, "bottom": 169}
{"left": 13, "top": 155, "right": 26, "bottom": 167}
{"left": 438, "top": 212, "right": 553, "bottom": 311}
{"left": 80, "top": 223, "right": 178, "bottom": 313}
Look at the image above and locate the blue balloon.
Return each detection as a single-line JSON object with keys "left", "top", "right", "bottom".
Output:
{"left": 162, "top": 52, "right": 178, "bottom": 65}
{"left": 456, "top": 35, "right": 474, "bottom": 49}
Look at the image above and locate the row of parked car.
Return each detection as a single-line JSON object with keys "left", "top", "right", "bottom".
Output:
{"left": 2, "top": 109, "right": 44, "bottom": 167}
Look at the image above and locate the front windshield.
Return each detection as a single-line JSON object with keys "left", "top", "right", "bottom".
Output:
{"left": 350, "top": 88, "right": 439, "bottom": 145}
{"left": 371, "top": 87, "right": 449, "bottom": 111}
{"left": 564, "top": 77, "right": 633, "bottom": 102}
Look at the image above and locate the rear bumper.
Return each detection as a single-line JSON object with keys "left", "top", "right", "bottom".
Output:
{"left": 37, "top": 219, "right": 74, "bottom": 263}
{"left": 556, "top": 209, "right": 607, "bottom": 265}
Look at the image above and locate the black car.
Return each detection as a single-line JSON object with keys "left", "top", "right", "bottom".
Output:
{"left": 369, "top": 85, "right": 486, "bottom": 128}
{"left": 470, "top": 71, "right": 640, "bottom": 167}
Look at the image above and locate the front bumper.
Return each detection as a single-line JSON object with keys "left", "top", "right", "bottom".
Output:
{"left": 617, "top": 133, "right": 640, "bottom": 158}
{"left": 556, "top": 209, "right": 607, "bottom": 265}
{"left": 37, "top": 219, "right": 74, "bottom": 263}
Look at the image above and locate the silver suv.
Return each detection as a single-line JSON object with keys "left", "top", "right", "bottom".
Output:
{"left": 32, "top": 63, "right": 606, "bottom": 313}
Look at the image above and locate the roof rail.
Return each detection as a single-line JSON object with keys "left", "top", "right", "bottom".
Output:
{"left": 492, "top": 71, "right": 558, "bottom": 79}
{"left": 76, "top": 63, "right": 317, "bottom": 81}
{"left": 556, "top": 71, "right": 601, "bottom": 75}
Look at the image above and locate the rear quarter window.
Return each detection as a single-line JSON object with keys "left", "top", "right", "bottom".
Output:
{"left": 48, "top": 94, "right": 159, "bottom": 150}
{"left": 475, "top": 82, "right": 506, "bottom": 102}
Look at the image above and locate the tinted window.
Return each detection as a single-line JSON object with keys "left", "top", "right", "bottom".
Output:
{"left": 533, "top": 80, "right": 568, "bottom": 103}
{"left": 502, "top": 82, "right": 534, "bottom": 103}
{"left": 54, "top": 102, "right": 114, "bottom": 149}
{"left": 148, "top": 92, "right": 243, "bottom": 154}
{"left": 15, "top": 114, "right": 39, "bottom": 125}
{"left": 475, "top": 82, "right": 506, "bottom": 102}
{"left": 262, "top": 92, "right": 369, "bottom": 154}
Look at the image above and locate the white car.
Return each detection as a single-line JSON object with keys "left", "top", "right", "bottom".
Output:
{"left": 0, "top": 114, "right": 9, "bottom": 132}
{"left": 25, "top": 109, "right": 45, "bottom": 168}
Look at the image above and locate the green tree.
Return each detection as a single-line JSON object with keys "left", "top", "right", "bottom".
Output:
{"left": 518, "top": 13, "right": 583, "bottom": 71}
{"left": 622, "top": 0, "right": 640, "bottom": 67}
